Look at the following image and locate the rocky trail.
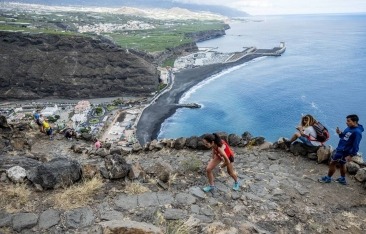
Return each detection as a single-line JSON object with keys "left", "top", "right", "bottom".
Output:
{"left": 1, "top": 120, "right": 366, "bottom": 233}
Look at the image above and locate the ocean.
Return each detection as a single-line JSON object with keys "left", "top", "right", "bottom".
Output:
{"left": 158, "top": 14, "right": 366, "bottom": 157}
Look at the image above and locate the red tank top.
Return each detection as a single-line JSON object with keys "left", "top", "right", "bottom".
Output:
{"left": 214, "top": 140, "right": 234, "bottom": 158}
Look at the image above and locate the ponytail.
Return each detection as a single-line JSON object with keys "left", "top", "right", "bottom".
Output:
{"left": 203, "top": 133, "right": 223, "bottom": 147}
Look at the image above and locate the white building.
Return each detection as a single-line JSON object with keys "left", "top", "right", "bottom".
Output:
{"left": 41, "top": 105, "right": 59, "bottom": 117}
{"left": 74, "top": 100, "right": 91, "bottom": 114}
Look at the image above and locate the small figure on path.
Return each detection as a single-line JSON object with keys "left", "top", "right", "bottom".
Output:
{"left": 94, "top": 139, "right": 102, "bottom": 150}
{"left": 42, "top": 118, "right": 53, "bottom": 140}
{"left": 284, "top": 114, "right": 322, "bottom": 147}
{"left": 64, "top": 128, "right": 76, "bottom": 141}
{"left": 202, "top": 133, "right": 240, "bottom": 192}
{"left": 319, "top": 114, "right": 363, "bottom": 185}
{"left": 33, "top": 110, "right": 44, "bottom": 132}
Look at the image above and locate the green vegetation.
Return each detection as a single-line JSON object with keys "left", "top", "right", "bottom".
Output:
{"left": 1, "top": 8, "right": 226, "bottom": 52}
{"left": 79, "top": 127, "right": 91, "bottom": 133}
{"left": 95, "top": 107, "right": 103, "bottom": 116}
{"left": 162, "top": 57, "right": 176, "bottom": 67}
{"left": 106, "top": 105, "right": 117, "bottom": 111}
{"left": 181, "top": 156, "right": 202, "bottom": 172}
{"left": 108, "top": 31, "right": 192, "bottom": 52}
{"left": 158, "top": 83, "right": 167, "bottom": 91}
{"left": 89, "top": 118, "right": 99, "bottom": 124}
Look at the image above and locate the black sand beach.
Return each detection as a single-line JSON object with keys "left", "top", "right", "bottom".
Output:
{"left": 136, "top": 53, "right": 268, "bottom": 145}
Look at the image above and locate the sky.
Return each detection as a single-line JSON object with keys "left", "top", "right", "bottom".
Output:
{"left": 175, "top": 0, "right": 366, "bottom": 15}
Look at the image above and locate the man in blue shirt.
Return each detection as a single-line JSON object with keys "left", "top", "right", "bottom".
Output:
{"left": 319, "top": 114, "right": 363, "bottom": 185}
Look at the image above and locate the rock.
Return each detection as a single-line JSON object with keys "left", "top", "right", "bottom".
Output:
{"left": 258, "top": 141, "right": 272, "bottom": 150}
{"left": 138, "top": 192, "right": 160, "bottom": 207}
{"left": 0, "top": 212, "right": 13, "bottom": 228}
{"left": 64, "top": 207, "right": 95, "bottom": 229}
{"left": 308, "top": 153, "right": 318, "bottom": 160}
{"left": 72, "top": 144, "right": 86, "bottom": 154}
{"left": 12, "top": 213, "right": 38, "bottom": 232}
{"left": 251, "top": 137, "right": 265, "bottom": 146}
{"left": 175, "top": 193, "right": 196, "bottom": 206}
{"left": 149, "top": 140, "right": 164, "bottom": 151}
{"left": 27, "top": 158, "right": 81, "bottom": 189}
{"left": 38, "top": 209, "right": 60, "bottom": 230}
{"left": 0, "top": 115, "right": 11, "bottom": 130}
{"left": 346, "top": 161, "right": 360, "bottom": 175}
{"left": 81, "top": 133, "right": 93, "bottom": 141}
{"left": 352, "top": 155, "right": 364, "bottom": 165}
{"left": 174, "top": 137, "right": 186, "bottom": 150}
{"left": 95, "top": 148, "right": 109, "bottom": 157}
{"left": 154, "top": 162, "right": 173, "bottom": 183}
{"left": 103, "top": 142, "right": 112, "bottom": 150}
{"left": 317, "top": 145, "right": 332, "bottom": 163}
{"left": 242, "top": 131, "right": 253, "bottom": 143}
{"left": 99, "top": 220, "right": 163, "bottom": 234}
{"left": 132, "top": 142, "right": 143, "bottom": 152}
{"left": 267, "top": 153, "right": 279, "bottom": 160}
{"left": 156, "top": 192, "right": 175, "bottom": 205}
{"left": 104, "top": 154, "right": 131, "bottom": 179}
{"left": 114, "top": 194, "right": 138, "bottom": 211}
{"left": 228, "top": 134, "right": 241, "bottom": 146}
{"left": 189, "top": 186, "right": 206, "bottom": 199}
{"left": 185, "top": 136, "right": 199, "bottom": 149}
{"left": 355, "top": 168, "right": 366, "bottom": 182}
{"left": 163, "top": 209, "right": 187, "bottom": 220}
{"left": 128, "top": 162, "right": 144, "bottom": 180}
{"left": 0, "top": 155, "right": 41, "bottom": 171}
{"left": 109, "top": 147, "right": 122, "bottom": 155}
{"left": 290, "top": 142, "right": 319, "bottom": 156}
{"left": 6, "top": 165, "right": 26, "bottom": 183}
{"left": 81, "top": 164, "right": 99, "bottom": 179}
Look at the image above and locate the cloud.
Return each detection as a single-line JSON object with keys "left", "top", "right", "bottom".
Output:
{"left": 173, "top": 0, "right": 366, "bottom": 15}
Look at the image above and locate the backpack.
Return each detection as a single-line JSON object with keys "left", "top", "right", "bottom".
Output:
{"left": 313, "top": 122, "right": 330, "bottom": 143}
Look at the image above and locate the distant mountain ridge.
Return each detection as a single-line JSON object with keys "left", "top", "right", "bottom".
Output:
{"left": 7, "top": 0, "right": 249, "bottom": 17}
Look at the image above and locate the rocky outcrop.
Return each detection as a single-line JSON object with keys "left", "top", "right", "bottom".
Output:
{"left": 0, "top": 31, "right": 159, "bottom": 100}
{"left": 26, "top": 158, "right": 81, "bottom": 189}
{"left": 185, "top": 26, "right": 230, "bottom": 43}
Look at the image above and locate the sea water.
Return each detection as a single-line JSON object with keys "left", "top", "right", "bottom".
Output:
{"left": 158, "top": 14, "right": 366, "bottom": 157}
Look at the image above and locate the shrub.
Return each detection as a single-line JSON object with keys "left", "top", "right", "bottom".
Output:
{"left": 181, "top": 156, "right": 202, "bottom": 172}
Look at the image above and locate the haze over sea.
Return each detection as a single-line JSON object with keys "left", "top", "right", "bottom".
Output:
{"left": 159, "top": 14, "right": 366, "bottom": 157}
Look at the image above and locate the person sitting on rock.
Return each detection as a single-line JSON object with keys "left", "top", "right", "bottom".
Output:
{"left": 284, "top": 114, "right": 321, "bottom": 148}
{"left": 42, "top": 118, "right": 53, "bottom": 140}
{"left": 33, "top": 111, "right": 44, "bottom": 132}
{"left": 202, "top": 133, "right": 240, "bottom": 192}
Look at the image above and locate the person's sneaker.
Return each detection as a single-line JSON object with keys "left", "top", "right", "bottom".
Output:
{"left": 233, "top": 181, "right": 240, "bottom": 191}
{"left": 318, "top": 176, "right": 331, "bottom": 183}
{"left": 335, "top": 177, "right": 347, "bottom": 185}
{"left": 203, "top": 185, "right": 215, "bottom": 192}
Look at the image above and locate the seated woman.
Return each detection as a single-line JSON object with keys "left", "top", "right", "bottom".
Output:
{"left": 285, "top": 114, "right": 322, "bottom": 147}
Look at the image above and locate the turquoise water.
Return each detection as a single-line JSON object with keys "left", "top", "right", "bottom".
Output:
{"left": 158, "top": 14, "right": 366, "bottom": 157}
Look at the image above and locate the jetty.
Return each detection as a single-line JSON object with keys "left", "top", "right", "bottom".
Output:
{"left": 175, "top": 103, "right": 201, "bottom": 109}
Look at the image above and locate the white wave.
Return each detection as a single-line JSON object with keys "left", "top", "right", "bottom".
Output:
{"left": 179, "top": 57, "right": 266, "bottom": 103}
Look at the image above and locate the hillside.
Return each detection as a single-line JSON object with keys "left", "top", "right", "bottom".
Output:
{"left": 1, "top": 117, "right": 366, "bottom": 233}
{"left": 0, "top": 31, "right": 159, "bottom": 100}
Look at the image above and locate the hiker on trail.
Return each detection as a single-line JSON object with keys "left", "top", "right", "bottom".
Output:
{"left": 64, "top": 128, "right": 76, "bottom": 141}
{"left": 319, "top": 114, "right": 363, "bottom": 185}
{"left": 94, "top": 139, "right": 102, "bottom": 150}
{"left": 33, "top": 110, "right": 43, "bottom": 132}
{"left": 42, "top": 118, "right": 53, "bottom": 140}
{"left": 202, "top": 133, "right": 240, "bottom": 192}
{"left": 284, "top": 114, "right": 322, "bottom": 147}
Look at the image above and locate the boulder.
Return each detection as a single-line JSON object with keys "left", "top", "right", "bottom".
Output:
{"left": 174, "top": 137, "right": 186, "bottom": 150}
{"left": 156, "top": 161, "right": 173, "bottom": 183}
{"left": 81, "top": 133, "right": 93, "bottom": 141}
{"left": 0, "top": 115, "right": 11, "bottom": 131}
{"left": 228, "top": 134, "right": 241, "bottom": 146}
{"left": 290, "top": 142, "right": 319, "bottom": 156}
{"left": 355, "top": 168, "right": 366, "bottom": 182}
{"left": 352, "top": 155, "right": 364, "bottom": 165}
{"left": 0, "top": 155, "right": 41, "bottom": 171}
{"left": 104, "top": 154, "right": 131, "bottom": 179}
{"left": 149, "top": 140, "right": 164, "bottom": 151}
{"left": 12, "top": 213, "right": 38, "bottom": 232}
{"left": 316, "top": 145, "right": 332, "bottom": 163}
{"left": 27, "top": 158, "right": 81, "bottom": 189}
{"left": 185, "top": 136, "right": 199, "bottom": 149}
{"left": 109, "top": 146, "right": 122, "bottom": 155}
{"left": 132, "top": 142, "right": 143, "bottom": 152}
{"left": 251, "top": 137, "right": 265, "bottom": 146}
{"left": 242, "top": 131, "right": 253, "bottom": 143}
{"left": 6, "top": 165, "right": 26, "bottom": 183}
{"left": 128, "top": 162, "right": 144, "bottom": 180}
{"left": 95, "top": 148, "right": 109, "bottom": 157}
{"left": 346, "top": 162, "right": 360, "bottom": 175}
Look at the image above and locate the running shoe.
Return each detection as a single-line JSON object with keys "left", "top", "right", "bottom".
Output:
{"left": 318, "top": 176, "right": 331, "bottom": 183}
{"left": 233, "top": 181, "right": 240, "bottom": 191}
{"left": 202, "top": 185, "right": 215, "bottom": 192}
{"left": 335, "top": 177, "right": 347, "bottom": 185}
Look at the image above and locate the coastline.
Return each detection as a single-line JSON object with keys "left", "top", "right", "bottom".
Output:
{"left": 136, "top": 54, "right": 264, "bottom": 145}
